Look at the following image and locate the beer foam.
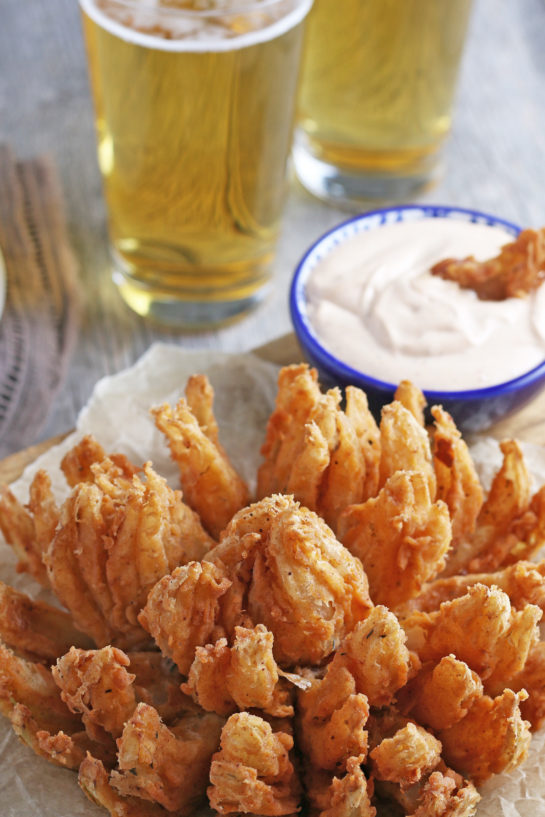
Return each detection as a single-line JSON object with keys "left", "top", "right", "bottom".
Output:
{"left": 79, "top": 0, "right": 312, "bottom": 51}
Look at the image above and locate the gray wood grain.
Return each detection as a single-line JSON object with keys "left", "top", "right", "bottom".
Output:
{"left": 1, "top": 0, "right": 545, "bottom": 450}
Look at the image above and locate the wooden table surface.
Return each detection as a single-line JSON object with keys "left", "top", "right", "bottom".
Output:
{"left": 1, "top": 0, "right": 545, "bottom": 454}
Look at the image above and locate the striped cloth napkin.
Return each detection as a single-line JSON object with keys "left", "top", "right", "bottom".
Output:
{"left": 0, "top": 145, "right": 79, "bottom": 459}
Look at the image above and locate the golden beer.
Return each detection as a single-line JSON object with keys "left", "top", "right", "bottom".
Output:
{"left": 80, "top": 0, "right": 311, "bottom": 325}
{"left": 295, "top": 0, "right": 473, "bottom": 205}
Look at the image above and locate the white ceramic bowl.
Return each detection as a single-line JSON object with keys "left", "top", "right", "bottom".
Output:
{"left": 290, "top": 204, "right": 545, "bottom": 432}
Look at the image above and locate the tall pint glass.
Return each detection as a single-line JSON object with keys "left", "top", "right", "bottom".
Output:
{"left": 294, "top": 0, "right": 473, "bottom": 207}
{"left": 79, "top": 0, "right": 312, "bottom": 327}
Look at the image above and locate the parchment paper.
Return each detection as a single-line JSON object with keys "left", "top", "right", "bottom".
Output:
{"left": 0, "top": 342, "right": 544, "bottom": 817}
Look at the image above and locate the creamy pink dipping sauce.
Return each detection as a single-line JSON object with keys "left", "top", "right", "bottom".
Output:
{"left": 305, "top": 218, "right": 545, "bottom": 392}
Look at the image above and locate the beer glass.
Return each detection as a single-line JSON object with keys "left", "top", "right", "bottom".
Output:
{"left": 294, "top": 0, "right": 473, "bottom": 208}
{"left": 79, "top": 0, "right": 312, "bottom": 327}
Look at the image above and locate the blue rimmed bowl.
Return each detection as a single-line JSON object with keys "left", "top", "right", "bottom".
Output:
{"left": 290, "top": 204, "right": 545, "bottom": 432}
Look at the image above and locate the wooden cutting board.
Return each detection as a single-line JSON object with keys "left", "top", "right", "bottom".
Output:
{"left": 0, "top": 331, "right": 544, "bottom": 485}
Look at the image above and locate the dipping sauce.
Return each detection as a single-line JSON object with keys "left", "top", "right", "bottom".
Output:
{"left": 305, "top": 218, "right": 545, "bottom": 391}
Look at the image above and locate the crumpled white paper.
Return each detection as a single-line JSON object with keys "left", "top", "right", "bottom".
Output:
{"left": 0, "top": 342, "right": 544, "bottom": 817}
